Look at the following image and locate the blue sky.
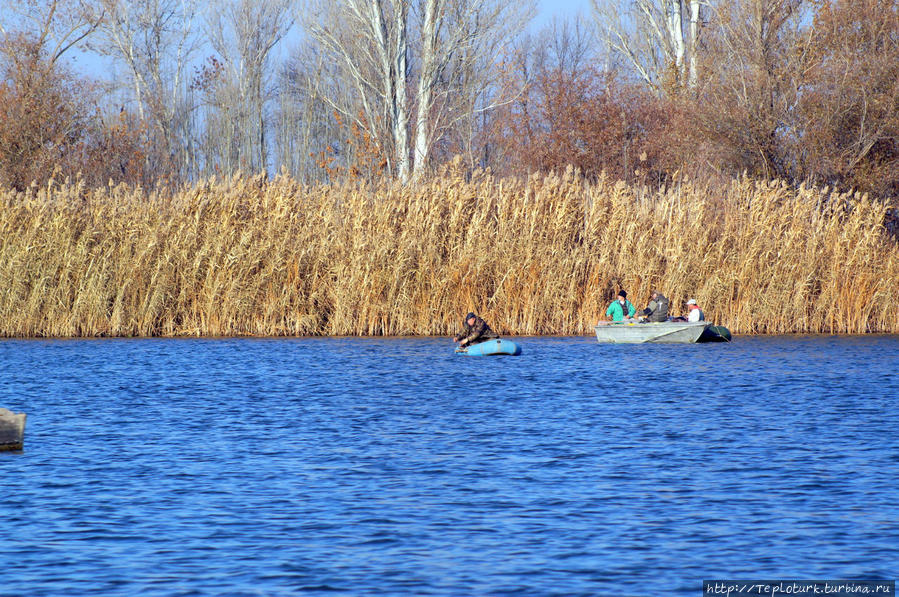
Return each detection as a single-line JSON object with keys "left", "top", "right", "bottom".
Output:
{"left": 538, "top": 0, "right": 591, "bottom": 24}
{"left": 65, "top": 0, "right": 595, "bottom": 80}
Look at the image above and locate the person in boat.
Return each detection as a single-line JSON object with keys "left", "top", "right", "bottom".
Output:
{"left": 605, "top": 290, "right": 636, "bottom": 322}
{"left": 686, "top": 298, "right": 705, "bottom": 322}
{"left": 672, "top": 297, "right": 702, "bottom": 322}
{"left": 639, "top": 290, "right": 669, "bottom": 322}
{"left": 454, "top": 312, "right": 500, "bottom": 348}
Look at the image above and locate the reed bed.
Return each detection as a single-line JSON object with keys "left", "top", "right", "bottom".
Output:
{"left": 1, "top": 167, "right": 897, "bottom": 337}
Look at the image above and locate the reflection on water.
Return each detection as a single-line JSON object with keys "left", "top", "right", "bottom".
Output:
{"left": 2, "top": 336, "right": 898, "bottom": 595}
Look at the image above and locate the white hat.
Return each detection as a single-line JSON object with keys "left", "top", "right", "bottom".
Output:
{"left": 686, "top": 299, "right": 697, "bottom": 305}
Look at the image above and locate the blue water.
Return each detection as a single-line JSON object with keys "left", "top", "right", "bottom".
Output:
{"left": 2, "top": 336, "right": 898, "bottom": 596}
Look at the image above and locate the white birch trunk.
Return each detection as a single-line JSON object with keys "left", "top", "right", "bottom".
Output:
{"left": 688, "top": 0, "right": 700, "bottom": 88}
{"left": 303, "top": 0, "right": 530, "bottom": 184}
{"left": 393, "top": 1, "right": 411, "bottom": 183}
{"left": 593, "top": 0, "right": 688, "bottom": 92}
{"left": 413, "top": 0, "right": 440, "bottom": 180}
{"left": 367, "top": 0, "right": 409, "bottom": 181}
{"left": 665, "top": 0, "right": 686, "bottom": 81}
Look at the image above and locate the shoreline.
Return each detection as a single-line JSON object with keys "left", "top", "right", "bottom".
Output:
{"left": 3, "top": 331, "right": 899, "bottom": 341}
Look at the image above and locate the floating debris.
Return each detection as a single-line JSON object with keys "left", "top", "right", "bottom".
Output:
{"left": 0, "top": 408, "right": 26, "bottom": 452}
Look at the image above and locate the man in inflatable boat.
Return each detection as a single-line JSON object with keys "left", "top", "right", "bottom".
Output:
{"left": 454, "top": 312, "right": 500, "bottom": 348}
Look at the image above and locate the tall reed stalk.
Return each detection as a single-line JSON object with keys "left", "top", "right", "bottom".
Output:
{"left": 1, "top": 167, "right": 897, "bottom": 337}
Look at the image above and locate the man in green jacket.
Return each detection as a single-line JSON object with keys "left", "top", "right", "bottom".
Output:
{"left": 605, "top": 290, "right": 636, "bottom": 321}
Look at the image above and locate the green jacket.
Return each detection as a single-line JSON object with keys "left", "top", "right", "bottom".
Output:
{"left": 606, "top": 299, "right": 636, "bottom": 321}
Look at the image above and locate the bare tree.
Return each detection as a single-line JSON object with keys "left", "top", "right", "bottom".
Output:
{"left": 797, "top": 0, "right": 899, "bottom": 196}
{"left": 456, "top": 16, "right": 594, "bottom": 175}
{"left": 592, "top": 0, "right": 706, "bottom": 91}
{"left": 0, "top": 0, "right": 103, "bottom": 66}
{"left": 301, "top": 0, "right": 532, "bottom": 183}
{"left": 89, "top": 0, "right": 200, "bottom": 179}
{"left": 274, "top": 41, "right": 350, "bottom": 182}
{"left": 302, "top": 0, "right": 410, "bottom": 180}
{"left": 204, "top": 0, "right": 295, "bottom": 175}
{"left": 692, "top": 0, "right": 811, "bottom": 178}
{"left": 411, "top": 0, "right": 533, "bottom": 179}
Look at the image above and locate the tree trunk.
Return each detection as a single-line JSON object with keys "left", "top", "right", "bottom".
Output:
{"left": 368, "top": 0, "right": 410, "bottom": 181}
{"left": 666, "top": 0, "right": 686, "bottom": 81}
{"left": 413, "top": 0, "right": 440, "bottom": 180}
{"left": 688, "top": 0, "right": 700, "bottom": 88}
{"left": 393, "top": 1, "right": 411, "bottom": 183}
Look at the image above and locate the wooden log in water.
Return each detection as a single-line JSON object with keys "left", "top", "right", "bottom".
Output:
{"left": 0, "top": 408, "right": 26, "bottom": 451}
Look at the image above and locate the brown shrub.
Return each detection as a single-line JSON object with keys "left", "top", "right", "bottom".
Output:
{"left": 0, "top": 34, "right": 155, "bottom": 190}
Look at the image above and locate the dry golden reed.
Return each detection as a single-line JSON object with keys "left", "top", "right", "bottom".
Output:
{"left": 1, "top": 166, "right": 897, "bottom": 337}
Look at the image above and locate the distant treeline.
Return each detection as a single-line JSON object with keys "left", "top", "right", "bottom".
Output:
{"left": 1, "top": 170, "right": 896, "bottom": 337}
{"left": 0, "top": 0, "right": 897, "bottom": 198}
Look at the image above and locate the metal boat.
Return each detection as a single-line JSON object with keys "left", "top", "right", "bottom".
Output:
{"left": 594, "top": 321, "right": 711, "bottom": 344}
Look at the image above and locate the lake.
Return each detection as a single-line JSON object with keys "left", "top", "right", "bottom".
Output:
{"left": 2, "top": 336, "right": 897, "bottom": 595}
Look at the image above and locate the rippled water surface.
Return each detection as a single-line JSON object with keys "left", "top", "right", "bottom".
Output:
{"left": 2, "top": 336, "right": 898, "bottom": 596}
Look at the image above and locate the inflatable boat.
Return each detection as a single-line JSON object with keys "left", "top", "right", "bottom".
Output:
{"left": 455, "top": 339, "right": 522, "bottom": 356}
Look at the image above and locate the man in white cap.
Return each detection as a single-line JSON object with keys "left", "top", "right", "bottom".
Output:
{"left": 686, "top": 299, "right": 705, "bottom": 322}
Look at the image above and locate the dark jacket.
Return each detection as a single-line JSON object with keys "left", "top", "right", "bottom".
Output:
{"left": 454, "top": 315, "right": 500, "bottom": 345}
{"left": 643, "top": 293, "right": 669, "bottom": 322}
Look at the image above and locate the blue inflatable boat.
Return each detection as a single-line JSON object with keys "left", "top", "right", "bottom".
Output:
{"left": 455, "top": 339, "right": 522, "bottom": 356}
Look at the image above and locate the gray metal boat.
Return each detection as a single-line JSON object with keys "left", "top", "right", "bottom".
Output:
{"left": 594, "top": 321, "right": 711, "bottom": 343}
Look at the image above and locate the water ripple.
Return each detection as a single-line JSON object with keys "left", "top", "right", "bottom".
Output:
{"left": 2, "top": 335, "right": 898, "bottom": 595}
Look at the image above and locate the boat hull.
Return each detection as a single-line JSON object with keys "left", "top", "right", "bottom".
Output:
{"left": 594, "top": 321, "right": 710, "bottom": 344}
{"left": 698, "top": 325, "right": 732, "bottom": 343}
{"left": 456, "top": 339, "right": 522, "bottom": 356}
